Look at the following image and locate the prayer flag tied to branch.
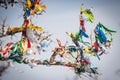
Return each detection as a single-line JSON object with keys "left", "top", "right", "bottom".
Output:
{"left": 0, "top": 0, "right": 116, "bottom": 79}
{"left": 80, "top": 4, "right": 94, "bottom": 23}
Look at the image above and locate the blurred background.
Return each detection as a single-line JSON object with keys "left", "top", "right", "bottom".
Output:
{"left": 0, "top": 0, "right": 120, "bottom": 80}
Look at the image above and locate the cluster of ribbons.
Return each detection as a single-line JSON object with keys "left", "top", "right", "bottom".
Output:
{"left": 0, "top": 2, "right": 116, "bottom": 79}
{"left": 25, "top": 0, "right": 46, "bottom": 17}
{"left": 0, "top": 0, "right": 51, "bottom": 63}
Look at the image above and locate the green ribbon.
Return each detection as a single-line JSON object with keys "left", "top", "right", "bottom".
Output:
{"left": 98, "top": 23, "right": 116, "bottom": 42}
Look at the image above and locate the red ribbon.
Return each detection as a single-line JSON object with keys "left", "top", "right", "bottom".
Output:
{"left": 36, "top": 0, "right": 40, "bottom": 4}
{"left": 94, "top": 41, "right": 99, "bottom": 52}
{"left": 84, "top": 59, "right": 90, "bottom": 64}
{"left": 80, "top": 18, "right": 86, "bottom": 32}
{"left": 3, "top": 42, "right": 14, "bottom": 55}
{"left": 25, "top": 20, "right": 29, "bottom": 28}
{"left": 22, "top": 29, "right": 27, "bottom": 37}
{"left": 27, "top": 39, "right": 31, "bottom": 48}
